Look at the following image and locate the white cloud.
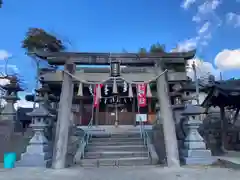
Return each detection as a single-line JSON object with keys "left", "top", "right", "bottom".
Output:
{"left": 198, "top": 0, "right": 221, "bottom": 14}
{"left": 187, "top": 58, "right": 221, "bottom": 81}
{"left": 178, "top": 0, "right": 221, "bottom": 51}
{"left": 192, "top": 15, "right": 201, "bottom": 22}
{"left": 0, "top": 78, "right": 10, "bottom": 86}
{"left": 226, "top": 12, "right": 240, "bottom": 28}
{"left": 14, "top": 99, "right": 35, "bottom": 110}
{"left": 0, "top": 50, "right": 12, "bottom": 60}
{"left": 0, "top": 79, "right": 34, "bottom": 110}
{"left": 0, "top": 97, "right": 35, "bottom": 110}
{"left": 14, "top": 92, "right": 35, "bottom": 110}
{"left": 176, "top": 37, "right": 199, "bottom": 52}
{"left": 181, "top": 0, "right": 196, "bottom": 9}
{"left": 177, "top": 31, "right": 212, "bottom": 52}
{"left": 215, "top": 49, "right": 240, "bottom": 70}
{"left": 198, "top": 22, "right": 211, "bottom": 34}
{"left": 0, "top": 64, "right": 19, "bottom": 76}
{"left": 193, "top": 0, "right": 221, "bottom": 23}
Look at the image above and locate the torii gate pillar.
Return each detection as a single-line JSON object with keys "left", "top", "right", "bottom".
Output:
{"left": 155, "top": 63, "right": 180, "bottom": 168}
{"left": 52, "top": 61, "right": 75, "bottom": 169}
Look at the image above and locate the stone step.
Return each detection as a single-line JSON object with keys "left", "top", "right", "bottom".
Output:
{"left": 84, "top": 151, "right": 148, "bottom": 159}
{"left": 92, "top": 133, "right": 141, "bottom": 138}
{"left": 87, "top": 144, "right": 146, "bottom": 152}
{"left": 91, "top": 137, "right": 142, "bottom": 142}
{"left": 88, "top": 140, "right": 144, "bottom": 146}
{"left": 109, "top": 133, "right": 141, "bottom": 138}
{"left": 80, "top": 157, "right": 151, "bottom": 167}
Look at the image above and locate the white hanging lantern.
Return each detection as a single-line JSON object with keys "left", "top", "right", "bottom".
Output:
{"left": 104, "top": 84, "right": 109, "bottom": 95}
{"left": 89, "top": 85, "right": 93, "bottom": 96}
{"left": 123, "top": 81, "right": 127, "bottom": 92}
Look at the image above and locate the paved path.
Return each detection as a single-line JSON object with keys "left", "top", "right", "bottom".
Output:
{"left": 0, "top": 166, "right": 240, "bottom": 180}
{"left": 217, "top": 151, "right": 240, "bottom": 165}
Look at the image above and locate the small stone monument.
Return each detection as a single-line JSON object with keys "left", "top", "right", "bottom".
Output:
{"left": 181, "top": 104, "right": 216, "bottom": 165}
{"left": 17, "top": 95, "right": 53, "bottom": 167}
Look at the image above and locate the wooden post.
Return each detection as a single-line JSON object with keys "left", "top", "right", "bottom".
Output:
{"left": 52, "top": 61, "right": 75, "bottom": 169}
{"left": 133, "top": 97, "right": 136, "bottom": 126}
{"left": 105, "top": 103, "right": 108, "bottom": 125}
{"left": 95, "top": 105, "right": 99, "bottom": 126}
{"left": 220, "top": 106, "right": 227, "bottom": 152}
{"left": 148, "top": 98, "right": 152, "bottom": 113}
{"left": 155, "top": 63, "right": 180, "bottom": 168}
{"left": 79, "top": 100, "right": 83, "bottom": 125}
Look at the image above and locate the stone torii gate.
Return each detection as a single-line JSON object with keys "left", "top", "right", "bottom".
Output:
{"left": 35, "top": 50, "right": 196, "bottom": 169}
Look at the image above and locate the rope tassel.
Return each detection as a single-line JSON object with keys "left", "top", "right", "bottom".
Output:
{"left": 77, "top": 82, "right": 83, "bottom": 96}
{"left": 113, "top": 78, "right": 118, "bottom": 94}
{"left": 146, "top": 83, "right": 152, "bottom": 98}
{"left": 128, "top": 83, "right": 133, "bottom": 98}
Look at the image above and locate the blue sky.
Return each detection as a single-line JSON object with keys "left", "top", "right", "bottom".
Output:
{"left": 0, "top": 0, "right": 239, "bottom": 94}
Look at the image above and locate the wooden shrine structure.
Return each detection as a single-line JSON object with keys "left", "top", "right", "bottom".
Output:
{"left": 202, "top": 79, "right": 240, "bottom": 152}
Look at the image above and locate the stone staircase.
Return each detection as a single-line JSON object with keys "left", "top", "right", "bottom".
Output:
{"left": 80, "top": 132, "right": 153, "bottom": 167}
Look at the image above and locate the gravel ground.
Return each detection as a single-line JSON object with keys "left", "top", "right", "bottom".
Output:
{"left": 0, "top": 166, "right": 239, "bottom": 180}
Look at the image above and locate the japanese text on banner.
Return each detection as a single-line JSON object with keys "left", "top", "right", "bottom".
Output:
{"left": 137, "top": 84, "right": 147, "bottom": 107}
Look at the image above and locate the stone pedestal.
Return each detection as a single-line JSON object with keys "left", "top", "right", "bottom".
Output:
{"left": 18, "top": 120, "right": 52, "bottom": 167}
{"left": 152, "top": 124, "right": 166, "bottom": 164}
{"left": 17, "top": 97, "right": 53, "bottom": 167}
{"left": 181, "top": 104, "right": 216, "bottom": 165}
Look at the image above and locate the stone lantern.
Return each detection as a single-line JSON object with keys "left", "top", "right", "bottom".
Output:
{"left": 35, "top": 84, "right": 55, "bottom": 140}
{"left": 181, "top": 104, "right": 215, "bottom": 165}
{"left": 1, "top": 77, "right": 22, "bottom": 122}
{"left": 0, "top": 76, "right": 23, "bottom": 153}
{"left": 18, "top": 95, "right": 53, "bottom": 167}
{"left": 110, "top": 59, "right": 121, "bottom": 77}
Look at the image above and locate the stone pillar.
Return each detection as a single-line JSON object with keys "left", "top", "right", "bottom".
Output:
{"left": 52, "top": 61, "right": 75, "bottom": 169}
{"left": 18, "top": 96, "right": 53, "bottom": 167}
{"left": 155, "top": 103, "right": 161, "bottom": 125}
{"left": 155, "top": 63, "right": 180, "bottom": 167}
{"left": 181, "top": 104, "right": 215, "bottom": 165}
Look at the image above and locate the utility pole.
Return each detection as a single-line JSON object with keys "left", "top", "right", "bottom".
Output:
{"left": 192, "top": 61, "right": 200, "bottom": 105}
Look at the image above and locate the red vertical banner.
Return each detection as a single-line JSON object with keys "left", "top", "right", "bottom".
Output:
{"left": 93, "top": 84, "right": 103, "bottom": 108}
{"left": 136, "top": 83, "right": 147, "bottom": 107}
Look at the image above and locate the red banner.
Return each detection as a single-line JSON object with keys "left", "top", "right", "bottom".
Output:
{"left": 93, "top": 84, "right": 103, "bottom": 108}
{"left": 136, "top": 84, "right": 147, "bottom": 107}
